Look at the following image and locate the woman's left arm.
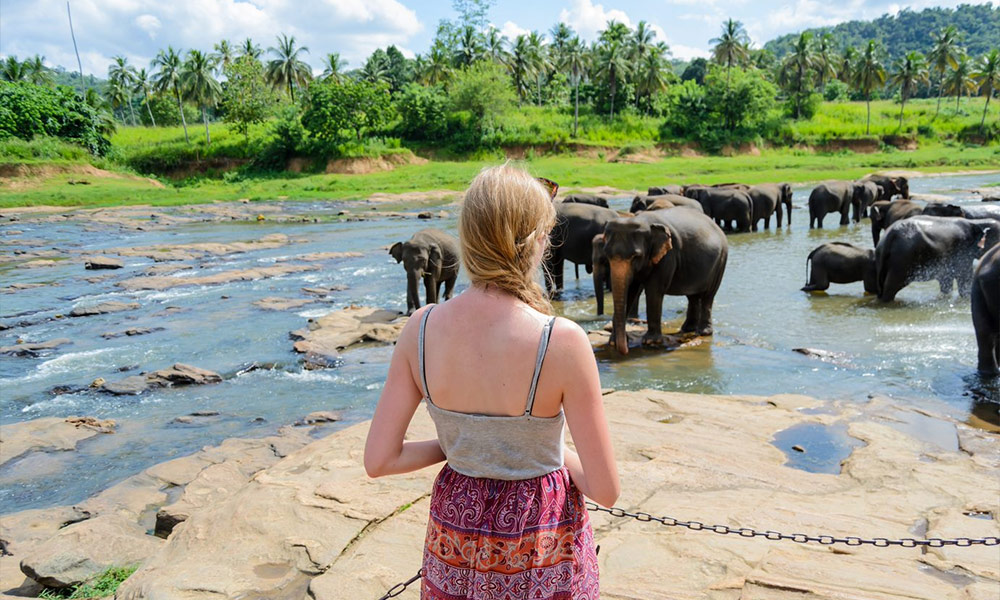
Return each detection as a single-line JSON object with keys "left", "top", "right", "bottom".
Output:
{"left": 364, "top": 307, "right": 446, "bottom": 477}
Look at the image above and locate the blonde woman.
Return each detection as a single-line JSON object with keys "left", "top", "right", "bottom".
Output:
{"left": 365, "top": 164, "right": 618, "bottom": 599}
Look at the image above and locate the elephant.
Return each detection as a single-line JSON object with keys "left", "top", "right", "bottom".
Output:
{"left": 600, "top": 209, "right": 728, "bottom": 354}
{"left": 562, "top": 194, "right": 609, "bottom": 208}
{"left": 802, "top": 242, "right": 877, "bottom": 293}
{"left": 875, "top": 216, "right": 1000, "bottom": 302}
{"left": 631, "top": 194, "right": 704, "bottom": 214}
{"left": 961, "top": 204, "right": 1000, "bottom": 222}
{"left": 856, "top": 180, "right": 882, "bottom": 218}
{"left": 971, "top": 243, "right": 1000, "bottom": 375}
{"left": 684, "top": 186, "right": 754, "bottom": 232}
{"left": 544, "top": 202, "right": 619, "bottom": 294}
{"left": 390, "top": 228, "right": 460, "bottom": 314}
{"left": 648, "top": 185, "right": 684, "bottom": 196}
{"left": 870, "top": 201, "right": 963, "bottom": 245}
{"left": 808, "top": 181, "right": 869, "bottom": 228}
{"left": 748, "top": 183, "right": 794, "bottom": 230}
{"left": 863, "top": 174, "right": 910, "bottom": 200}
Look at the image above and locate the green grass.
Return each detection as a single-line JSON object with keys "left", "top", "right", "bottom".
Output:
{"left": 3, "top": 142, "right": 998, "bottom": 209}
{"left": 0, "top": 136, "right": 93, "bottom": 163}
{"left": 38, "top": 565, "right": 138, "bottom": 599}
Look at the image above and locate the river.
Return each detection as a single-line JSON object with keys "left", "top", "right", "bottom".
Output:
{"left": 1, "top": 171, "right": 998, "bottom": 514}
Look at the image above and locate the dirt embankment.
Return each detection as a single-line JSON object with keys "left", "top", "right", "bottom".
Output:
{"left": 0, "top": 163, "right": 165, "bottom": 190}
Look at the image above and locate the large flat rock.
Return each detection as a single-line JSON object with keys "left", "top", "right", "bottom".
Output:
{"left": 0, "top": 416, "right": 115, "bottom": 468}
{"left": 116, "top": 391, "right": 1000, "bottom": 600}
{"left": 291, "top": 306, "right": 407, "bottom": 368}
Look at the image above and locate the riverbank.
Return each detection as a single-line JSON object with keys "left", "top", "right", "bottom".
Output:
{"left": 2, "top": 143, "right": 998, "bottom": 209}
{"left": 2, "top": 389, "right": 997, "bottom": 599}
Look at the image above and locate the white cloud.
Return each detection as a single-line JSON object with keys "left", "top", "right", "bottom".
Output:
{"left": 670, "top": 43, "right": 711, "bottom": 60}
{"left": 558, "top": 0, "right": 632, "bottom": 41}
{"left": 498, "top": 20, "right": 530, "bottom": 41}
{"left": 134, "top": 14, "right": 161, "bottom": 40}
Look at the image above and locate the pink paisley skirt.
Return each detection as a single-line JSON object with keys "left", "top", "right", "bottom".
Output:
{"left": 421, "top": 464, "right": 599, "bottom": 600}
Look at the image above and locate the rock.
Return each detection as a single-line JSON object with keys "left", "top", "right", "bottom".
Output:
{"left": 417, "top": 211, "right": 433, "bottom": 219}
{"left": 294, "top": 411, "right": 341, "bottom": 426}
{"left": 18, "top": 514, "right": 163, "bottom": 588}
{"left": 110, "top": 234, "right": 292, "bottom": 263}
{"left": 69, "top": 301, "right": 140, "bottom": 317}
{"left": 793, "top": 347, "right": 851, "bottom": 366}
{"left": 145, "top": 363, "right": 222, "bottom": 387}
{"left": 253, "top": 297, "right": 316, "bottom": 311}
{"left": 190, "top": 410, "right": 220, "bottom": 417}
{"left": 0, "top": 338, "right": 71, "bottom": 356}
{"left": 89, "top": 377, "right": 106, "bottom": 388}
{"left": 0, "top": 416, "right": 115, "bottom": 467}
{"left": 116, "top": 391, "right": 1000, "bottom": 600}
{"left": 84, "top": 256, "right": 123, "bottom": 270}
{"left": 278, "top": 252, "right": 362, "bottom": 262}
{"left": 116, "top": 264, "right": 318, "bottom": 291}
{"left": 291, "top": 306, "right": 407, "bottom": 368}
{"left": 101, "top": 327, "right": 164, "bottom": 339}
{"left": 100, "top": 376, "right": 149, "bottom": 396}
{"left": 301, "top": 285, "right": 349, "bottom": 296}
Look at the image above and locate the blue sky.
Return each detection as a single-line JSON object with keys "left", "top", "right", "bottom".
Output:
{"left": 0, "top": 1, "right": 995, "bottom": 77}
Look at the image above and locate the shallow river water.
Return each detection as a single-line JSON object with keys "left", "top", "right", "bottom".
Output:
{"left": 2, "top": 172, "right": 998, "bottom": 513}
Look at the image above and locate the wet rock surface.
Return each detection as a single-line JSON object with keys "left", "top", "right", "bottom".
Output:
{"left": 144, "top": 363, "right": 222, "bottom": 387}
{"left": 68, "top": 301, "right": 140, "bottom": 317}
{"left": 0, "top": 417, "right": 116, "bottom": 468}
{"left": 291, "top": 306, "right": 407, "bottom": 368}
{"left": 0, "top": 338, "right": 71, "bottom": 356}
{"left": 83, "top": 256, "right": 123, "bottom": 270}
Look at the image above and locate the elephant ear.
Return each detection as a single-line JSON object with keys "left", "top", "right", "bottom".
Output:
{"left": 649, "top": 223, "right": 673, "bottom": 265}
{"left": 592, "top": 233, "right": 605, "bottom": 247}
{"left": 429, "top": 244, "right": 442, "bottom": 269}
{"left": 389, "top": 242, "right": 404, "bottom": 263}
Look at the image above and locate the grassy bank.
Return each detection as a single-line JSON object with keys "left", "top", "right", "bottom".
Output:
{"left": 2, "top": 142, "right": 998, "bottom": 209}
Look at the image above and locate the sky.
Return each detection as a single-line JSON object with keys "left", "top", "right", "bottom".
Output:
{"left": 0, "top": 0, "right": 996, "bottom": 78}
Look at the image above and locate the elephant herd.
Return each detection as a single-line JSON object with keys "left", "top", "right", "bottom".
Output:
{"left": 388, "top": 173, "right": 999, "bottom": 375}
{"left": 802, "top": 174, "right": 1000, "bottom": 375}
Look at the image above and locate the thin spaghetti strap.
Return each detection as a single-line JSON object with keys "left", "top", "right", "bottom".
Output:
{"left": 417, "top": 305, "right": 435, "bottom": 401}
{"left": 524, "top": 317, "right": 557, "bottom": 415}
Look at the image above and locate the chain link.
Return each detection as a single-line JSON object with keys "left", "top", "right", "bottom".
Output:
{"left": 584, "top": 502, "right": 1000, "bottom": 548}
{"left": 375, "top": 504, "right": 999, "bottom": 598}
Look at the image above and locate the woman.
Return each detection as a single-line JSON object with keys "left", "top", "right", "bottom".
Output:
{"left": 364, "top": 164, "right": 619, "bottom": 599}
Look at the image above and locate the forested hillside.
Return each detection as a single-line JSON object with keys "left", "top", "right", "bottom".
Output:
{"left": 765, "top": 4, "right": 1000, "bottom": 61}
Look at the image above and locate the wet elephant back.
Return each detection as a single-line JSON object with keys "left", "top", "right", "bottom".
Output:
{"left": 646, "top": 209, "right": 728, "bottom": 295}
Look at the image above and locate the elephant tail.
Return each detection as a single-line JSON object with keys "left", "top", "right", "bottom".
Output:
{"left": 805, "top": 247, "right": 820, "bottom": 286}
{"left": 874, "top": 239, "right": 890, "bottom": 297}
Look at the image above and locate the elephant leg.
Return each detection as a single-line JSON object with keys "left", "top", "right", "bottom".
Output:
{"left": 696, "top": 291, "right": 716, "bottom": 336}
{"left": 575, "top": 263, "right": 580, "bottom": 280}
{"left": 878, "top": 268, "right": 907, "bottom": 302}
{"left": 957, "top": 268, "right": 974, "bottom": 297}
{"left": 443, "top": 276, "right": 456, "bottom": 300}
{"left": 939, "top": 276, "right": 954, "bottom": 296}
{"left": 802, "top": 265, "right": 830, "bottom": 291}
{"left": 973, "top": 290, "right": 1000, "bottom": 374}
{"left": 643, "top": 290, "right": 665, "bottom": 346}
{"left": 626, "top": 282, "right": 642, "bottom": 320}
{"left": 839, "top": 206, "right": 850, "bottom": 226}
{"left": 424, "top": 276, "right": 438, "bottom": 305}
{"left": 680, "top": 295, "right": 701, "bottom": 333}
{"left": 764, "top": 215, "right": 771, "bottom": 230}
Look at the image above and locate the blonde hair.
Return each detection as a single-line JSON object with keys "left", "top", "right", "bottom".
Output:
{"left": 459, "top": 163, "right": 556, "bottom": 314}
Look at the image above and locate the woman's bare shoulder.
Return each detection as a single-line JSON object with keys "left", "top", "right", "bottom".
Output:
{"left": 548, "top": 316, "right": 595, "bottom": 360}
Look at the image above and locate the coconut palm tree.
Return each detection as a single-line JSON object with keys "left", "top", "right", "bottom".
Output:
{"left": 838, "top": 46, "right": 858, "bottom": 83}
{"left": 631, "top": 21, "right": 656, "bottom": 107}
{"left": 549, "top": 22, "right": 573, "bottom": 55}
{"left": 23, "top": 55, "right": 53, "bottom": 86}
{"left": 483, "top": 27, "right": 508, "bottom": 65}
{"left": 561, "top": 36, "right": 589, "bottom": 136}
{"left": 1, "top": 56, "right": 26, "bottom": 82}
{"left": 527, "top": 31, "right": 548, "bottom": 107}
{"left": 599, "top": 20, "right": 630, "bottom": 45}
{"left": 362, "top": 51, "right": 389, "bottom": 84}
{"left": 889, "top": 51, "right": 928, "bottom": 130}
{"left": 595, "top": 37, "right": 631, "bottom": 119}
{"left": 321, "top": 53, "right": 347, "bottom": 82}
{"left": 423, "top": 43, "right": 451, "bottom": 85}
{"left": 106, "top": 78, "right": 129, "bottom": 122}
{"left": 240, "top": 38, "right": 262, "bottom": 60}
{"left": 636, "top": 44, "right": 670, "bottom": 113}
{"left": 814, "top": 34, "right": 837, "bottom": 92}
{"left": 852, "top": 40, "right": 887, "bottom": 135}
{"left": 973, "top": 49, "right": 1000, "bottom": 130}
{"left": 108, "top": 55, "right": 138, "bottom": 126}
{"left": 133, "top": 67, "right": 156, "bottom": 126}
{"left": 455, "top": 26, "right": 483, "bottom": 67}
{"left": 928, "top": 26, "right": 961, "bottom": 119}
{"left": 181, "top": 49, "right": 221, "bottom": 144}
{"left": 944, "top": 51, "right": 976, "bottom": 113}
{"left": 710, "top": 18, "right": 750, "bottom": 91}
{"left": 152, "top": 46, "right": 189, "bottom": 143}
{"left": 779, "top": 32, "right": 815, "bottom": 119}
{"left": 267, "top": 34, "right": 312, "bottom": 102}
{"left": 212, "top": 40, "right": 235, "bottom": 72}
{"left": 508, "top": 34, "right": 534, "bottom": 105}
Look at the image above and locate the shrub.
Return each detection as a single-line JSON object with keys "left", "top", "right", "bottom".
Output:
{"left": 823, "top": 80, "right": 850, "bottom": 102}
{"left": 448, "top": 62, "right": 514, "bottom": 132}
{"left": 0, "top": 81, "right": 112, "bottom": 155}
{"left": 301, "top": 79, "right": 393, "bottom": 144}
{"left": 221, "top": 56, "right": 277, "bottom": 142}
{"left": 140, "top": 94, "right": 200, "bottom": 127}
{"left": 395, "top": 83, "right": 448, "bottom": 141}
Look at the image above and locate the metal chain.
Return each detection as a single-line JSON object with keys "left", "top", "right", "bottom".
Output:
{"left": 375, "top": 504, "right": 999, "bottom": 598}
{"left": 585, "top": 502, "right": 1000, "bottom": 548}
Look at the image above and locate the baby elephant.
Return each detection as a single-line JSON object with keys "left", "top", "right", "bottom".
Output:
{"left": 389, "top": 228, "right": 460, "bottom": 314}
{"left": 802, "top": 242, "right": 877, "bottom": 294}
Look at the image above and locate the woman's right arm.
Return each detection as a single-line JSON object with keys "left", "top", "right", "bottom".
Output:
{"left": 552, "top": 319, "right": 620, "bottom": 508}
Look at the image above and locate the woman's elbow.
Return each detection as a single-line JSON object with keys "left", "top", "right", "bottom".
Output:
{"left": 593, "top": 481, "right": 620, "bottom": 508}
{"left": 363, "top": 454, "right": 388, "bottom": 478}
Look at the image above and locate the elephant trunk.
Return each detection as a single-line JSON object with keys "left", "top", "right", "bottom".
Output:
{"left": 594, "top": 260, "right": 606, "bottom": 315}
{"left": 610, "top": 258, "right": 633, "bottom": 355}
{"left": 406, "top": 270, "right": 421, "bottom": 313}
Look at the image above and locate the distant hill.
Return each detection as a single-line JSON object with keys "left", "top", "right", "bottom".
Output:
{"left": 764, "top": 4, "right": 1000, "bottom": 62}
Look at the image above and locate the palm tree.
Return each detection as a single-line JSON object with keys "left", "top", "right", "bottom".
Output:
{"left": 780, "top": 32, "right": 815, "bottom": 119}
{"left": 455, "top": 26, "right": 483, "bottom": 67}
{"left": 1, "top": 56, "right": 26, "bottom": 82}
{"left": 599, "top": 20, "right": 630, "bottom": 46}
{"left": 527, "top": 31, "right": 548, "bottom": 107}
{"left": 928, "top": 26, "right": 961, "bottom": 119}
{"left": 852, "top": 40, "right": 887, "bottom": 135}
{"left": 631, "top": 21, "right": 656, "bottom": 107}
{"left": 889, "top": 51, "right": 928, "bottom": 130}
{"left": 321, "top": 53, "right": 347, "bottom": 82}
{"left": 106, "top": 79, "right": 129, "bottom": 122}
{"left": 561, "top": 36, "right": 589, "bottom": 136}
{"left": 152, "top": 46, "right": 189, "bottom": 143}
{"left": 483, "top": 27, "right": 508, "bottom": 64}
{"left": 212, "top": 40, "right": 235, "bottom": 72}
{"left": 423, "top": 44, "right": 451, "bottom": 85}
{"left": 944, "top": 51, "right": 976, "bottom": 113}
{"left": 508, "top": 34, "right": 534, "bottom": 105}
{"left": 362, "top": 51, "right": 389, "bottom": 83}
{"left": 814, "top": 34, "right": 837, "bottom": 92}
{"left": 240, "top": 38, "right": 262, "bottom": 60}
{"left": 596, "top": 38, "right": 630, "bottom": 119}
{"left": 108, "top": 56, "right": 138, "bottom": 126}
{"left": 636, "top": 44, "right": 669, "bottom": 113}
{"left": 181, "top": 50, "right": 221, "bottom": 144}
{"left": 23, "top": 55, "right": 52, "bottom": 86}
{"left": 710, "top": 18, "right": 750, "bottom": 91}
{"left": 133, "top": 68, "right": 156, "bottom": 126}
{"left": 838, "top": 46, "right": 858, "bottom": 83}
{"left": 266, "top": 34, "right": 312, "bottom": 102}
{"left": 549, "top": 22, "right": 573, "bottom": 55}
{"left": 973, "top": 49, "right": 1000, "bottom": 130}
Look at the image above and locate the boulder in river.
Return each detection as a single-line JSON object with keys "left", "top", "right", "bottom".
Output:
{"left": 253, "top": 297, "right": 316, "bottom": 311}
{"left": 101, "top": 327, "right": 164, "bottom": 339}
{"left": 69, "top": 301, "right": 140, "bottom": 317}
{"left": 290, "top": 306, "right": 407, "bottom": 368}
{"left": 84, "top": 256, "right": 123, "bottom": 270}
{"left": 0, "top": 338, "right": 71, "bottom": 356}
{"left": 0, "top": 416, "right": 115, "bottom": 467}
{"left": 116, "top": 264, "right": 318, "bottom": 291}
{"left": 101, "top": 375, "right": 149, "bottom": 396}
{"left": 144, "top": 363, "right": 222, "bottom": 387}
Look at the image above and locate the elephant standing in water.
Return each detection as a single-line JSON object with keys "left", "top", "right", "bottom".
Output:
{"left": 630, "top": 194, "right": 704, "bottom": 213}
{"left": 808, "top": 181, "right": 870, "bottom": 228}
{"left": 870, "top": 201, "right": 963, "bottom": 245}
{"left": 748, "top": 183, "right": 793, "bottom": 230}
{"left": 544, "top": 202, "right": 618, "bottom": 294}
{"left": 972, "top": 243, "right": 1000, "bottom": 375}
{"left": 875, "top": 216, "right": 1000, "bottom": 302}
{"left": 802, "top": 242, "right": 877, "bottom": 293}
{"left": 600, "top": 209, "right": 728, "bottom": 354}
{"left": 863, "top": 174, "right": 910, "bottom": 200}
{"left": 684, "top": 186, "right": 754, "bottom": 232}
{"left": 390, "top": 228, "right": 460, "bottom": 314}
{"left": 648, "top": 185, "right": 685, "bottom": 196}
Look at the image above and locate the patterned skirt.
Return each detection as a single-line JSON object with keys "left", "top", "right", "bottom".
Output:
{"left": 421, "top": 464, "right": 599, "bottom": 600}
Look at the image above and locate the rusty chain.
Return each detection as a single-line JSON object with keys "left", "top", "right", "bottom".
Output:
{"left": 377, "top": 504, "right": 999, "bottom": 597}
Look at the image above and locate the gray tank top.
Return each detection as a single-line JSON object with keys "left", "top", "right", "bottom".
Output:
{"left": 419, "top": 305, "right": 565, "bottom": 480}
